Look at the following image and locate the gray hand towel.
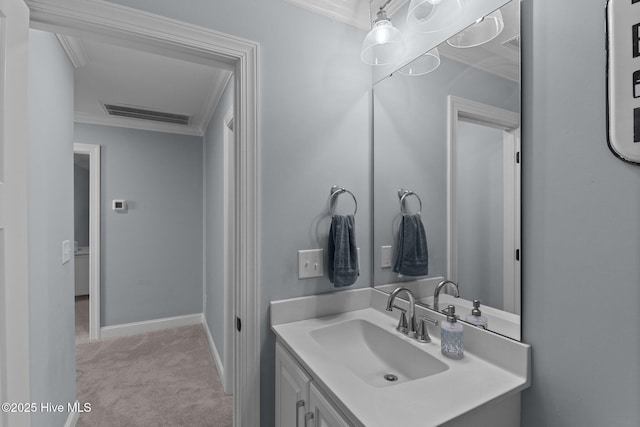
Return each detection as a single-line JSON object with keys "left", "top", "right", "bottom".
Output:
{"left": 392, "top": 214, "right": 429, "bottom": 277}
{"left": 328, "top": 215, "right": 359, "bottom": 287}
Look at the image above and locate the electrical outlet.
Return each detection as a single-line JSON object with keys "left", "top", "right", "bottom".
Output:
{"left": 298, "top": 249, "right": 324, "bottom": 279}
{"left": 381, "top": 245, "right": 392, "bottom": 268}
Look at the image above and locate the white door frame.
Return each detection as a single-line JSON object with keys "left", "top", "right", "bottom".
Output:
{"left": 447, "top": 95, "right": 521, "bottom": 314}
{"left": 223, "top": 109, "right": 235, "bottom": 395}
{"left": 0, "top": 1, "right": 31, "bottom": 425}
{"left": 26, "top": 1, "right": 261, "bottom": 425}
{"left": 73, "top": 143, "right": 101, "bottom": 340}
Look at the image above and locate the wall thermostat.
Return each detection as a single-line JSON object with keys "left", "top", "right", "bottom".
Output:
{"left": 112, "top": 199, "right": 127, "bottom": 212}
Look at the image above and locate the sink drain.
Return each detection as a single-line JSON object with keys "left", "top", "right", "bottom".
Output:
{"left": 383, "top": 373, "right": 398, "bottom": 382}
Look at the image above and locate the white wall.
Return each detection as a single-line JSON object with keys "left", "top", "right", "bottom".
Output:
{"left": 74, "top": 123, "right": 204, "bottom": 326}
{"left": 521, "top": 0, "right": 640, "bottom": 425}
{"left": 203, "top": 78, "right": 234, "bottom": 358}
{"left": 28, "top": 29, "right": 76, "bottom": 427}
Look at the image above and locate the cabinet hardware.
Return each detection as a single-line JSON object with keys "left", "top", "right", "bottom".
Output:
{"left": 295, "top": 400, "right": 305, "bottom": 427}
{"left": 304, "top": 412, "right": 314, "bottom": 427}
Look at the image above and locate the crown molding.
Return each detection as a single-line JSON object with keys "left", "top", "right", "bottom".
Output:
{"left": 196, "top": 70, "right": 233, "bottom": 135}
{"left": 56, "top": 33, "right": 89, "bottom": 68}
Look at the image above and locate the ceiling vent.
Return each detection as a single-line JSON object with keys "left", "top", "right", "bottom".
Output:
{"left": 103, "top": 104, "right": 191, "bottom": 126}
{"left": 502, "top": 35, "right": 520, "bottom": 51}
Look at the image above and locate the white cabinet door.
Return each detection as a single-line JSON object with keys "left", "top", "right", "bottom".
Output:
{"left": 308, "top": 382, "right": 352, "bottom": 427}
{"left": 276, "top": 342, "right": 312, "bottom": 427}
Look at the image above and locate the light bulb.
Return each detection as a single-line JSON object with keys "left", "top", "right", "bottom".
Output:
{"left": 374, "top": 21, "right": 391, "bottom": 44}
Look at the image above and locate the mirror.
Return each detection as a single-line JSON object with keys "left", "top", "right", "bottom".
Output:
{"left": 372, "top": 0, "right": 521, "bottom": 340}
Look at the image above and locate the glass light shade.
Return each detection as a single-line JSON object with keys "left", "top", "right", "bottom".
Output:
{"left": 447, "top": 10, "right": 505, "bottom": 48}
{"left": 361, "top": 19, "right": 406, "bottom": 66}
{"left": 398, "top": 48, "right": 440, "bottom": 76}
{"left": 406, "top": 0, "right": 463, "bottom": 33}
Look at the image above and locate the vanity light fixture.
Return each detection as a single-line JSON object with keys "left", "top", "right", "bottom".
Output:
{"left": 398, "top": 47, "right": 440, "bottom": 76}
{"left": 361, "top": 0, "right": 405, "bottom": 66}
{"left": 406, "top": 0, "right": 463, "bottom": 33}
{"left": 446, "top": 9, "right": 504, "bottom": 48}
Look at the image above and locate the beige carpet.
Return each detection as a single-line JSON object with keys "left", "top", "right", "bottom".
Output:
{"left": 76, "top": 324, "right": 232, "bottom": 427}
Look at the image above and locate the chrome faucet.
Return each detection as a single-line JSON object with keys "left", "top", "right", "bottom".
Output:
{"left": 385, "top": 287, "right": 417, "bottom": 337}
{"left": 433, "top": 280, "right": 460, "bottom": 312}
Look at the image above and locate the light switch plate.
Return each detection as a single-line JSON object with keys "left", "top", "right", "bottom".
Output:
{"left": 298, "top": 249, "right": 324, "bottom": 279}
{"left": 381, "top": 245, "right": 392, "bottom": 268}
{"left": 62, "top": 240, "right": 71, "bottom": 265}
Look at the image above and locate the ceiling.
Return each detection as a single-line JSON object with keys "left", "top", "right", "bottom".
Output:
{"left": 436, "top": 1, "right": 520, "bottom": 82}
{"left": 284, "top": 0, "right": 407, "bottom": 31}
{"left": 59, "top": 35, "right": 232, "bottom": 138}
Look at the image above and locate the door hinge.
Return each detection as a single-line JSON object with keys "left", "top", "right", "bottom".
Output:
{"left": 516, "top": 152, "right": 521, "bottom": 164}
{"left": 516, "top": 249, "right": 520, "bottom": 261}
{"left": 236, "top": 316, "right": 242, "bottom": 332}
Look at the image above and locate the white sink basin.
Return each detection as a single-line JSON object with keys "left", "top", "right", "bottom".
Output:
{"left": 309, "top": 318, "right": 448, "bottom": 387}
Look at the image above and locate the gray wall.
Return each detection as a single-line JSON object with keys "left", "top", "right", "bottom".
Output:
{"left": 74, "top": 123, "right": 204, "bottom": 327}
{"left": 106, "top": 1, "right": 372, "bottom": 423}
{"left": 203, "top": 78, "right": 234, "bottom": 357}
{"left": 74, "top": 163, "right": 90, "bottom": 247}
{"left": 521, "top": 0, "right": 640, "bottom": 425}
{"left": 373, "top": 57, "right": 519, "bottom": 286}
{"left": 28, "top": 29, "right": 76, "bottom": 427}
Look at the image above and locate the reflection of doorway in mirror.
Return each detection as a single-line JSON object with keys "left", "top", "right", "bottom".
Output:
{"left": 456, "top": 122, "right": 505, "bottom": 310}
{"left": 448, "top": 96, "right": 521, "bottom": 315}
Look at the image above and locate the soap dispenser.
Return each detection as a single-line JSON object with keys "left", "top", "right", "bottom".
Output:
{"left": 465, "top": 300, "right": 488, "bottom": 329}
{"left": 441, "top": 305, "right": 464, "bottom": 360}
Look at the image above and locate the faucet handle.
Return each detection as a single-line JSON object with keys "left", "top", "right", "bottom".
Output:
{"left": 416, "top": 316, "right": 438, "bottom": 343}
{"left": 395, "top": 309, "right": 409, "bottom": 334}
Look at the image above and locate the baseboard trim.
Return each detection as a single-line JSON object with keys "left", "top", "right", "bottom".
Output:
{"left": 100, "top": 313, "right": 202, "bottom": 339}
{"left": 64, "top": 405, "right": 80, "bottom": 427}
{"left": 201, "top": 314, "right": 228, "bottom": 394}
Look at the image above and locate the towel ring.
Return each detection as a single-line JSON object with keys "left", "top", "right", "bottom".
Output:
{"left": 329, "top": 185, "right": 358, "bottom": 217}
{"left": 398, "top": 189, "right": 422, "bottom": 215}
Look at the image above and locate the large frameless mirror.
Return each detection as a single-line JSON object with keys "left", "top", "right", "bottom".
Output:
{"left": 372, "top": 0, "right": 521, "bottom": 340}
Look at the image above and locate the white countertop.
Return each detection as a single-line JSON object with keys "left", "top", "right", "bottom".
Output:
{"left": 271, "top": 289, "right": 530, "bottom": 427}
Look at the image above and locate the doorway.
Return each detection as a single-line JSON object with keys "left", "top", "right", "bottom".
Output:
{"left": 73, "top": 143, "right": 100, "bottom": 341}
{"left": 223, "top": 109, "right": 235, "bottom": 394}
{"left": 27, "top": 1, "right": 260, "bottom": 425}
{"left": 447, "top": 95, "right": 521, "bottom": 315}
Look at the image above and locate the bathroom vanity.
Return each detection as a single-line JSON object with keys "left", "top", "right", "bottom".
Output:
{"left": 273, "top": 3, "right": 529, "bottom": 424}
{"left": 271, "top": 288, "right": 530, "bottom": 427}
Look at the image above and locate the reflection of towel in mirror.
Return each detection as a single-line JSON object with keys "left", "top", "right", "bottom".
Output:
{"left": 393, "top": 214, "right": 429, "bottom": 277}
{"left": 328, "top": 215, "right": 359, "bottom": 287}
